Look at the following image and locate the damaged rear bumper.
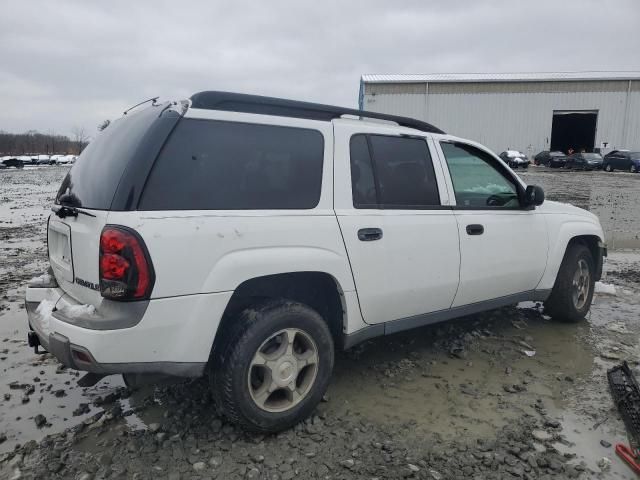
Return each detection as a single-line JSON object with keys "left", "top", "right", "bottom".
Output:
{"left": 24, "top": 279, "right": 226, "bottom": 378}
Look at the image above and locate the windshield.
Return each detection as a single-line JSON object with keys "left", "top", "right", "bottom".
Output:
{"left": 583, "top": 153, "right": 602, "bottom": 160}
{"left": 550, "top": 151, "right": 565, "bottom": 157}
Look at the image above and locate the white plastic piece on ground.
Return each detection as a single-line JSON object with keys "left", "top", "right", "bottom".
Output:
{"left": 28, "top": 273, "right": 52, "bottom": 287}
{"left": 594, "top": 282, "right": 616, "bottom": 295}
{"left": 522, "top": 350, "right": 536, "bottom": 357}
{"left": 35, "top": 299, "right": 56, "bottom": 335}
{"left": 57, "top": 303, "right": 96, "bottom": 319}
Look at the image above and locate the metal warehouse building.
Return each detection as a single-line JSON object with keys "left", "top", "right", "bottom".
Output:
{"left": 358, "top": 72, "right": 640, "bottom": 156}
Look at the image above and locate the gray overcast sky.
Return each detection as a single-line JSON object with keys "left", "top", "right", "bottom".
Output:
{"left": 2, "top": 0, "right": 639, "bottom": 137}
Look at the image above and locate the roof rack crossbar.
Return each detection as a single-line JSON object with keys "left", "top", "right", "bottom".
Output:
{"left": 189, "top": 91, "right": 445, "bottom": 135}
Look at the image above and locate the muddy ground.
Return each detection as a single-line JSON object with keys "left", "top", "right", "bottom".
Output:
{"left": 1, "top": 165, "right": 640, "bottom": 479}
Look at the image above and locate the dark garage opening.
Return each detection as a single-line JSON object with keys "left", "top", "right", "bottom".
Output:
{"left": 550, "top": 110, "right": 598, "bottom": 153}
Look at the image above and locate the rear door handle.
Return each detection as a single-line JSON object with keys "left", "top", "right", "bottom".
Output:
{"left": 358, "top": 228, "right": 383, "bottom": 241}
{"left": 466, "top": 224, "right": 484, "bottom": 235}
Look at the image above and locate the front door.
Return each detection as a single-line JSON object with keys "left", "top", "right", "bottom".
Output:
{"left": 436, "top": 141, "right": 548, "bottom": 307}
{"left": 333, "top": 122, "right": 460, "bottom": 325}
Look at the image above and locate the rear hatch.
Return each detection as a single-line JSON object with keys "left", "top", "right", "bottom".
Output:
{"left": 49, "top": 102, "right": 182, "bottom": 306}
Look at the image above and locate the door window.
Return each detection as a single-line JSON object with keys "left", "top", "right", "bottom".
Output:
{"left": 440, "top": 142, "right": 521, "bottom": 209}
{"left": 349, "top": 134, "right": 440, "bottom": 208}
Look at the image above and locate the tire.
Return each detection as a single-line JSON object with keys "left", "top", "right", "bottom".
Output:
{"left": 604, "top": 163, "right": 613, "bottom": 172}
{"left": 544, "top": 243, "right": 595, "bottom": 322}
{"left": 209, "top": 299, "right": 334, "bottom": 432}
{"left": 631, "top": 165, "right": 637, "bottom": 173}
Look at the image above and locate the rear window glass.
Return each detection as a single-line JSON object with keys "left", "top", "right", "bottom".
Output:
{"left": 56, "top": 106, "right": 162, "bottom": 209}
{"left": 139, "top": 119, "right": 324, "bottom": 210}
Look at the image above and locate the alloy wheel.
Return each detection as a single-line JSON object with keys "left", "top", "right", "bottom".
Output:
{"left": 572, "top": 259, "right": 591, "bottom": 310}
{"left": 248, "top": 328, "right": 318, "bottom": 412}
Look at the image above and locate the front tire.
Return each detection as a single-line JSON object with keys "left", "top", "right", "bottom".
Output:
{"left": 631, "top": 165, "right": 637, "bottom": 173}
{"left": 605, "top": 163, "right": 613, "bottom": 172}
{"left": 209, "top": 300, "right": 334, "bottom": 433}
{"left": 544, "top": 244, "right": 595, "bottom": 322}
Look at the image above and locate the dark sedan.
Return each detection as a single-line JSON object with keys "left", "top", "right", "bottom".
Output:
{"left": 603, "top": 150, "right": 640, "bottom": 172}
{"left": 534, "top": 150, "right": 567, "bottom": 168}
{"left": 565, "top": 152, "right": 603, "bottom": 170}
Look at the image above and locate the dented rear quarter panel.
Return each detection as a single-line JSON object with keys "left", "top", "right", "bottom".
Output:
{"left": 106, "top": 210, "right": 356, "bottom": 299}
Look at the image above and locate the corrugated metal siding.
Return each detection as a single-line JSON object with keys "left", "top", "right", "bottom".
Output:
{"left": 362, "top": 72, "right": 640, "bottom": 83}
{"left": 362, "top": 80, "right": 640, "bottom": 153}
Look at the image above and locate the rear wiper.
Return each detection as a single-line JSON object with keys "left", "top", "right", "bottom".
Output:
{"left": 123, "top": 96, "right": 159, "bottom": 115}
{"left": 52, "top": 205, "right": 96, "bottom": 219}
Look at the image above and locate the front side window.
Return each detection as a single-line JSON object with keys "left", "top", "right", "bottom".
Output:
{"left": 440, "top": 142, "right": 521, "bottom": 208}
{"left": 349, "top": 134, "right": 440, "bottom": 209}
{"left": 139, "top": 119, "right": 324, "bottom": 210}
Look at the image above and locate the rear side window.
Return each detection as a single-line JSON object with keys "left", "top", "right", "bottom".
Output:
{"left": 349, "top": 134, "right": 440, "bottom": 208}
{"left": 139, "top": 119, "right": 324, "bottom": 210}
{"left": 350, "top": 135, "right": 378, "bottom": 207}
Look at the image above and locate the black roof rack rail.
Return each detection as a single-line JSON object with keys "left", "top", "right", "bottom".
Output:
{"left": 189, "top": 91, "right": 445, "bottom": 134}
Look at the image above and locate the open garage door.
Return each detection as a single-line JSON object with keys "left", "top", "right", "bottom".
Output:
{"left": 550, "top": 110, "right": 598, "bottom": 153}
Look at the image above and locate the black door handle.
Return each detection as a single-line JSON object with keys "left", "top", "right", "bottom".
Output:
{"left": 466, "top": 224, "right": 484, "bottom": 235}
{"left": 358, "top": 228, "right": 383, "bottom": 241}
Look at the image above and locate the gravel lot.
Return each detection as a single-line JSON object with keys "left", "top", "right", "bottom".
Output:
{"left": 1, "top": 165, "right": 639, "bottom": 479}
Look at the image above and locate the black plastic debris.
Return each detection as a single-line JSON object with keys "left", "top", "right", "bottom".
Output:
{"left": 608, "top": 362, "right": 640, "bottom": 448}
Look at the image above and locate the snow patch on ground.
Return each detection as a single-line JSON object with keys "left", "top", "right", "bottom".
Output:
{"left": 58, "top": 304, "right": 95, "bottom": 318}
{"left": 595, "top": 282, "right": 616, "bottom": 295}
{"left": 35, "top": 299, "right": 56, "bottom": 335}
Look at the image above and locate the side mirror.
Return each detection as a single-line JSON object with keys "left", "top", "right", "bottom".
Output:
{"left": 524, "top": 185, "right": 545, "bottom": 207}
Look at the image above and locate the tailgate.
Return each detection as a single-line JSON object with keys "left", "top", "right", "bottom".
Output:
{"left": 48, "top": 210, "right": 109, "bottom": 307}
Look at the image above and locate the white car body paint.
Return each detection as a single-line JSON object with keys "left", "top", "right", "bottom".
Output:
{"left": 25, "top": 104, "right": 606, "bottom": 372}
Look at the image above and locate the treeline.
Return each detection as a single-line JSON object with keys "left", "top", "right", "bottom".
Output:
{"left": 0, "top": 128, "right": 89, "bottom": 156}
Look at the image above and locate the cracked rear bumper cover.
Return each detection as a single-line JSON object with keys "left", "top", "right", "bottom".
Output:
{"left": 25, "top": 300, "right": 205, "bottom": 378}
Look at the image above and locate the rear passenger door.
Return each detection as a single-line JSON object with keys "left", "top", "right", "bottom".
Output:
{"left": 334, "top": 122, "right": 460, "bottom": 326}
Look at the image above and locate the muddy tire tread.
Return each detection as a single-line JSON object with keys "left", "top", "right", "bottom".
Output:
{"left": 545, "top": 243, "right": 594, "bottom": 323}
{"left": 209, "top": 299, "right": 333, "bottom": 432}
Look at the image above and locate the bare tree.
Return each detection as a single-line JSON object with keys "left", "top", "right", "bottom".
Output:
{"left": 71, "top": 126, "right": 90, "bottom": 154}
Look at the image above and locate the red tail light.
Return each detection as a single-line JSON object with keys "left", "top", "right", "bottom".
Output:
{"left": 99, "top": 226, "right": 154, "bottom": 300}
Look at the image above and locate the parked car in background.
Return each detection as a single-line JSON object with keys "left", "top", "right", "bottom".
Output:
{"left": 565, "top": 152, "right": 603, "bottom": 170}
{"left": 603, "top": 150, "right": 640, "bottom": 172}
{"left": 1, "top": 157, "right": 24, "bottom": 168}
{"left": 57, "top": 155, "right": 77, "bottom": 164}
{"left": 534, "top": 150, "right": 567, "bottom": 168}
{"left": 499, "top": 150, "right": 530, "bottom": 168}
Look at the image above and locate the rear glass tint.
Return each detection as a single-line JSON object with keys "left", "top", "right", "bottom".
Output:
{"left": 56, "top": 105, "right": 165, "bottom": 210}
{"left": 138, "top": 119, "right": 324, "bottom": 210}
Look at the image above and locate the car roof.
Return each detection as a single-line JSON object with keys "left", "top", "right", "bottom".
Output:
{"left": 189, "top": 91, "right": 445, "bottom": 135}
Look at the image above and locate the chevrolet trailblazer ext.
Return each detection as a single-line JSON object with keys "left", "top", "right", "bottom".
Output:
{"left": 25, "top": 92, "right": 606, "bottom": 432}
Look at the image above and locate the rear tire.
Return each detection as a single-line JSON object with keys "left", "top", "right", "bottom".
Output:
{"left": 209, "top": 299, "right": 334, "bottom": 433}
{"left": 631, "top": 165, "right": 637, "bottom": 173}
{"left": 544, "top": 244, "right": 595, "bottom": 323}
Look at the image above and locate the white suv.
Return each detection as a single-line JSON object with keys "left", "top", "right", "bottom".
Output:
{"left": 25, "top": 92, "right": 606, "bottom": 432}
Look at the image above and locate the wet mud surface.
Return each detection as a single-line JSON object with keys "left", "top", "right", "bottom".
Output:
{"left": 1, "top": 165, "right": 640, "bottom": 479}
